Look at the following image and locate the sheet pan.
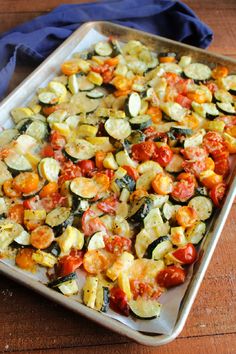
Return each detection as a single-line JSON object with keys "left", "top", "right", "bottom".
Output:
{"left": 0, "top": 21, "right": 235, "bottom": 346}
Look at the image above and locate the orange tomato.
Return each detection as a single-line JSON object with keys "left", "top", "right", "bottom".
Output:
{"left": 181, "top": 114, "right": 200, "bottom": 130}
{"left": 15, "top": 248, "right": 36, "bottom": 272}
{"left": 3, "top": 179, "right": 21, "bottom": 198}
{"left": 39, "top": 182, "right": 58, "bottom": 198}
{"left": 113, "top": 89, "right": 132, "bottom": 97}
{"left": 95, "top": 151, "right": 107, "bottom": 169}
{"left": 8, "top": 204, "right": 24, "bottom": 224}
{"left": 187, "top": 91, "right": 207, "bottom": 104}
{"left": 147, "top": 106, "right": 162, "bottom": 124}
{"left": 211, "top": 66, "right": 229, "bottom": 79}
{"left": 225, "top": 126, "right": 236, "bottom": 138}
{"left": 42, "top": 105, "right": 60, "bottom": 117}
{"left": 30, "top": 225, "right": 54, "bottom": 249}
{"left": 204, "top": 157, "right": 215, "bottom": 171}
{"left": 93, "top": 173, "right": 110, "bottom": 193}
{"left": 104, "top": 57, "right": 119, "bottom": 67}
{"left": 112, "top": 75, "right": 132, "bottom": 91}
{"left": 129, "top": 189, "right": 148, "bottom": 203}
{"left": 61, "top": 60, "right": 78, "bottom": 76}
{"left": 176, "top": 206, "right": 198, "bottom": 228}
{"left": 83, "top": 250, "right": 109, "bottom": 274}
{"left": 13, "top": 172, "right": 39, "bottom": 194}
{"left": 151, "top": 174, "right": 173, "bottom": 195}
{"left": 159, "top": 56, "right": 176, "bottom": 63}
{"left": 199, "top": 170, "right": 223, "bottom": 189}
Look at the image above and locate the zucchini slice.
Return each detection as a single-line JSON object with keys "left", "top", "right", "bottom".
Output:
{"left": 70, "top": 92, "right": 100, "bottom": 114}
{"left": 38, "top": 91, "right": 59, "bottom": 105}
{"left": 162, "top": 202, "right": 181, "bottom": 221}
{"left": 129, "top": 115, "right": 152, "bottom": 130}
{"left": 216, "top": 102, "right": 236, "bottom": 116}
{"left": 94, "top": 41, "right": 113, "bottom": 56}
{"left": 4, "top": 152, "right": 32, "bottom": 176}
{"left": 72, "top": 197, "right": 89, "bottom": 216}
{"left": 105, "top": 118, "right": 131, "bottom": 140}
{"left": 213, "top": 89, "right": 233, "bottom": 103}
{"left": 48, "top": 272, "right": 78, "bottom": 295}
{"left": 115, "top": 174, "right": 136, "bottom": 192}
{"left": 64, "top": 139, "right": 95, "bottom": 162}
{"left": 169, "top": 126, "right": 192, "bottom": 136}
{"left": 159, "top": 62, "right": 182, "bottom": 75}
{"left": 86, "top": 90, "right": 105, "bottom": 99}
{"left": 87, "top": 231, "right": 106, "bottom": 250}
{"left": 128, "top": 197, "right": 153, "bottom": 222}
{"left": 124, "top": 130, "right": 145, "bottom": 147}
{"left": 70, "top": 177, "right": 98, "bottom": 199}
{"left": 188, "top": 196, "right": 213, "bottom": 221}
{"left": 39, "top": 158, "right": 60, "bottom": 182}
{"left": 77, "top": 76, "right": 95, "bottom": 92}
{"left": 160, "top": 102, "right": 187, "bottom": 122}
{"left": 129, "top": 297, "right": 161, "bottom": 319}
{"left": 25, "top": 120, "right": 49, "bottom": 141}
{"left": 124, "top": 93, "right": 141, "bottom": 117}
{"left": 95, "top": 286, "right": 109, "bottom": 312}
{"left": 146, "top": 236, "right": 172, "bottom": 260}
{"left": 192, "top": 102, "right": 219, "bottom": 120}
{"left": 0, "top": 129, "right": 18, "bottom": 146}
{"left": 221, "top": 74, "right": 236, "bottom": 94}
{"left": 184, "top": 63, "right": 212, "bottom": 81}
{"left": 46, "top": 207, "right": 73, "bottom": 235}
{"left": 186, "top": 221, "right": 206, "bottom": 244}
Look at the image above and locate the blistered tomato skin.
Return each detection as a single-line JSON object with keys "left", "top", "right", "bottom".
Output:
{"left": 172, "top": 244, "right": 197, "bottom": 264}
{"left": 157, "top": 266, "right": 186, "bottom": 288}
{"left": 131, "top": 141, "right": 156, "bottom": 161}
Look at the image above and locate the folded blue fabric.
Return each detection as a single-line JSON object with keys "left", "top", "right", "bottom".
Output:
{"left": 0, "top": 0, "right": 213, "bottom": 100}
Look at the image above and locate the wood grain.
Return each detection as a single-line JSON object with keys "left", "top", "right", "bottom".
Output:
{"left": 0, "top": 0, "right": 236, "bottom": 353}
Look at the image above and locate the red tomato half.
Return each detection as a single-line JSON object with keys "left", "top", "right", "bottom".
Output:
{"left": 122, "top": 165, "right": 139, "bottom": 181}
{"left": 97, "top": 195, "right": 118, "bottom": 215}
{"left": 202, "top": 131, "right": 226, "bottom": 156}
{"left": 143, "top": 127, "right": 168, "bottom": 143}
{"left": 50, "top": 131, "right": 66, "bottom": 150}
{"left": 156, "top": 266, "right": 186, "bottom": 288}
{"left": 172, "top": 243, "right": 197, "bottom": 264}
{"left": 181, "top": 146, "right": 208, "bottom": 161}
{"left": 175, "top": 94, "right": 192, "bottom": 109}
{"left": 58, "top": 249, "right": 84, "bottom": 276}
{"left": 131, "top": 141, "right": 156, "bottom": 162}
{"left": 41, "top": 145, "right": 54, "bottom": 158}
{"left": 182, "top": 159, "right": 206, "bottom": 177}
{"left": 130, "top": 280, "right": 162, "bottom": 300}
{"left": 171, "top": 180, "right": 195, "bottom": 202}
{"left": 78, "top": 160, "right": 96, "bottom": 177}
{"left": 82, "top": 209, "right": 107, "bottom": 237}
{"left": 209, "top": 182, "right": 227, "bottom": 207}
{"left": 110, "top": 287, "right": 129, "bottom": 316}
{"left": 153, "top": 145, "right": 173, "bottom": 167}
{"left": 104, "top": 235, "right": 131, "bottom": 256}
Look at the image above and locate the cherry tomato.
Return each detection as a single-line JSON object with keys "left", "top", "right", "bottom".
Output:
{"left": 153, "top": 145, "right": 173, "bottom": 167}
{"left": 157, "top": 266, "right": 186, "bottom": 288}
{"left": 42, "top": 105, "right": 60, "bottom": 117}
{"left": 59, "top": 161, "right": 81, "bottom": 185}
{"left": 50, "top": 131, "right": 66, "bottom": 150}
{"left": 218, "top": 116, "right": 236, "bottom": 128}
{"left": 40, "top": 192, "right": 66, "bottom": 212}
{"left": 211, "top": 65, "right": 229, "bottom": 79}
{"left": 177, "top": 172, "right": 197, "bottom": 186}
{"left": 172, "top": 243, "right": 197, "bottom": 264}
{"left": 122, "top": 165, "right": 139, "bottom": 181}
{"left": 112, "top": 75, "right": 132, "bottom": 91}
{"left": 171, "top": 180, "right": 195, "bottom": 203}
{"left": 132, "top": 141, "right": 156, "bottom": 162}
{"left": 175, "top": 94, "right": 192, "bottom": 109}
{"left": 13, "top": 172, "right": 39, "bottom": 194}
{"left": 181, "top": 146, "right": 208, "bottom": 161}
{"left": 102, "top": 68, "right": 114, "bottom": 84}
{"left": 61, "top": 60, "right": 78, "bottom": 76}
{"left": 200, "top": 170, "right": 223, "bottom": 189}
{"left": 15, "top": 248, "right": 36, "bottom": 271}
{"left": 78, "top": 160, "right": 96, "bottom": 177}
{"left": 130, "top": 280, "right": 162, "bottom": 300}
{"left": 83, "top": 250, "right": 109, "bottom": 274}
{"left": 41, "top": 145, "right": 54, "bottom": 158}
{"left": 58, "top": 249, "right": 84, "bottom": 277}
{"left": 8, "top": 204, "right": 24, "bottom": 224}
{"left": 82, "top": 209, "right": 107, "bottom": 237}
{"left": 182, "top": 159, "right": 206, "bottom": 177}
{"left": 104, "top": 235, "right": 131, "bottom": 256}
{"left": 214, "top": 157, "right": 230, "bottom": 177}
{"left": 152, "top": 174, "right": 173, "bottom": 195}
{"left": 209, "top": 182, "right": 227, "bottom": 208}
{"left": 104, "top": 57, "right": 119, "bottom": 67}
{"left": 164, "top": 72, "right": 181, "bottom": 86}
{"left": 176, "top": 206, "right": 198, "bottom": 228}
{"left": 95, "top": 151, "right": 107, "bottom": 169}
{"left": 110, "top": 287, "right": 130, "bottom": 316}
{"left": 97, "top": 195, "right": 118, "bottom": 215}
{"left": 113, "top": 89, "right": 132, "bottom": 97}
{"left": 204, "top": 157, "right": 215, "bottom": 171}
{"left": 205, "top": 82, "right": 218, "bottom": 93}
{"left": 3, "top": 179, "right": 21, "bottom": 198}
{"left": 39, "top": 182, "right": 59, "bottom": 198}
{"left": 146, "top": 106, "right": 162, "bottom": 124}
{"left": 202, "top": 131, "right": 225, "bottom": 156}
{"left": 30, "top": 225, "right": 54, "bottom": 250}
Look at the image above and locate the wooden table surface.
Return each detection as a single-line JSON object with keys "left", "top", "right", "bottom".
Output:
{"left": 0, "top": 1, "right": 236, "bottom": 353}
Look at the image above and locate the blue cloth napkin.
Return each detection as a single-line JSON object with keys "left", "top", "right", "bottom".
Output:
{"left": 0, "top": 0, "right": 213, "bottom": 100}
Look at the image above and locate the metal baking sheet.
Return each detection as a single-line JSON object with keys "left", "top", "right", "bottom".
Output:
{"left": 0, "top": 21, "right": 235, "bottom": 346}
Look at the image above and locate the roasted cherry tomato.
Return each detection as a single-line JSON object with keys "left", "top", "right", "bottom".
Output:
{"left": 110, "top": 287, "right": 130, "bottom": 316}
{"left": 83, "top": 250, "right": 109, "bottom": 275}
{"left": 3, "top": 179, "right": 21, "bottom": 198}
{"left": 30, "top": 225, "right": 54, "bottom": 250}
{"left": 211, "top": 65, "right": 229, "bottom": 79}
{"left": 177, "top": 172, "right": 197, "bottom": 186}
{"left": 50, "top": 131, "right": 66, "bottom": 150}
{"left": 156, "top": 266, "right": 186, "bottom": 288}
{"left": 8, "top": 204, "right": 24, "bottom": 224}
{"left": 176, "top": 206, "right": 198, "bottom": 228}
{"left": 182, "top": 159, "right": 206, "bottom": 177}
{"left": 175, "top": 94, "right": 192, "bottom": 109}
{"left": 214, "top": 157, "right": 230, "bottom": 177}
{"left": 23, "top": 196, "right": 41, "bottom": 210}
{"left": 13, "top": 172, "right": 39, "bottom": 194}
{"left": 202, "top": 131, "right": 225, "bottom": 156}
{"left": 130, "top": 280, "right": 163, "bottom": 300}
{"left": 40, "top": 145, "right": 54, "bottom": 158}
{"left": 209, "top": 182, "right": 227, "bottom": 208}
{"left": 78, "top": 160, "right": 96, "bottom": 177}
{"left": 61, "top": 60, "right": 78, "bottom": 76}
{"left": 104, "top": 235, "right": 131, "bottom": 256}
{"left": 97, "top": 195, "right": 118, "bottom": 215}
{"left": 58, "top": 249, "right": 84, "bottom": 276}
{"left": 181, "top": 146, "right": 208, "bottom": 161}
{"left": 122, "top": 165, "right": 139, "bottom": 181}
{"left": 172, "top": 243, "right": 197, "bottom": 264}
{"left": 171, "top": 180, "right": 195, "bottom": 203}
{"left": 82, "top": 209, "right": 107, "bottom": 237}
{"left": 15, "top": 248, "right": 36, "bottom": 272}
{"left": 40, "top": 193, "right": 66, "bottom": 212}
{"left": 153, "top": 145, "right": 173, "bottom": 167}
{"left": 152, "top": 174, "right": 173, "bottom": 195}
{"left": 131, "top": 141, "right": 156, "bottom": 162}
{"left": 39, "top": 182, "right": 58, "bottom": 198}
